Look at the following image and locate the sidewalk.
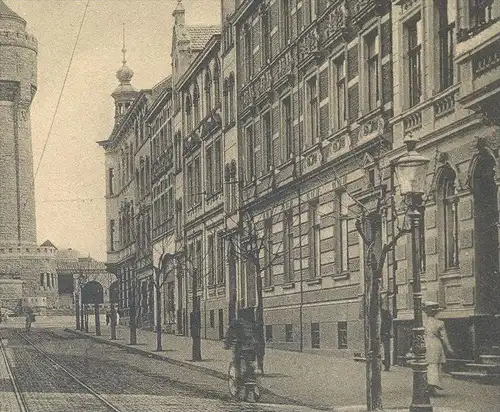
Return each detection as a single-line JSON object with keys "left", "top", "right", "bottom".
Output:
{"left": 65, "top": 324, "right": 496, "bottom": 412}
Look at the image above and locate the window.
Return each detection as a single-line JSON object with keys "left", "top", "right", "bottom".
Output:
{"left": 214, "top": 59, "right": 221, "bottom": 104}
{"left": 438, "top": 0, "right": 455, "bottom": 90}
{"left": 205, "top": 70, "right": 212, "bottom": 115}
{"left": 365, "top": 31, "right": 379, "bottom": 111}
{"left": 311, "top": 322, "right": 320, "bottom": 348}
{"left": 306, "top": 76, "right": 319, "bottom": 145}
{"left": 281, "top": 96, "right": 293, "bottom": 161}
{"left": 206, "top": 146, "right": 213, "bottom": 195}
{"left": 110, "top": 219, "right": 116, "bottom": 251}
{"left": 194, "top": 157, "right": 201, "bottom": 205}
{"left": 215, "top": 139, "right": 223, "bottom": 192}
{"left": 285, "top": 324, "right": 293, "bottom": 342}
{"left": 283, "top": 210, "right": 294, "bottom": 283}
{"left": 243, "top": 25, "right": 253, "bottom": 81}
{"left": 306, "top": 0, "right": 317, "bottom": 24}
{"left": 108, "top": 168, "right": 115, "bottom": 195}
{"left": 407, "top": 16, "right": 423, "bottom": 108}
{"left": 217, "top": 232, "right": 225, "bottom": 284}
{"left": 208, "top": 234, "right": 215, "bottom": 285}
{"left": 332, "top": 55, "right": 347, "bottom": 130}
{"left": 264, "top": 218, "right": 273, "bottom": 288}
{"left": 262, "top": 111, "right": 273, "bottom": 172}
{"left": 469, "top": 0, "right": 495, "bottom": 29}
{"left": 281, "top": 0, "right": 290, "bottom": 46}
{"left": 337, "top": 192, "right": 349, "bottom": 273}
{"left": 265, "top": 325, "right": 273, "bottom": 342}
{"left": 245, "top": 125, "right": 255, "bottom": 180}
{"left": 228, "top": 74, "right": 235, "bottom": 124}
{"left": 193, "top": 83, "right": 200, "bottom": 126}
{"left": 185, "top": 94, "right": 193, "bottom": 132}
{"left": 261, "top": 9, "right": 271, "bottom": 62}
{"left": 187, "top": 162, "right": 193, "bottom": 209}
{"left": 308, "top": 201, "right": 320, "bottom": 278}
{"left": 40, "top": 273, "right": 44, "bottom": 287}
{"left": 440, "top": 168, "right": 459, "bottom": 269}
{"left": 338, "top": 321, "right": 348, "bottom": 349}
{"left": 210, "top": 310, "right": 215, "bottom": 328}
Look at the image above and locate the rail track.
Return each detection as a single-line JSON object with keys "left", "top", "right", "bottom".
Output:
{"left": 0, "top": 330, "right": 122, "bottom": 412}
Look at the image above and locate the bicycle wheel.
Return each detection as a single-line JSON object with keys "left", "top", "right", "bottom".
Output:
{"left": 227, "top": 362, "right": 239, "bottom": 399}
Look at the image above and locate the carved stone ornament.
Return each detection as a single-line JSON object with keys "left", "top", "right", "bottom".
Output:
{"left": 325, "top": 1, "right": 348, "bottom": 38}
{"left": 299, "top": 27, "right": 320, "bottom": 58}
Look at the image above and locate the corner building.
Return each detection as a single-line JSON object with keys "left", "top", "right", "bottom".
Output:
{"left": 389, "top": 0, "right": 500, "bottom": 364}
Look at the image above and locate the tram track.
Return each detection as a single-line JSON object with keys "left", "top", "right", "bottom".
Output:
{"left": 1, "top": 330, "right": 122, "bottom": 412}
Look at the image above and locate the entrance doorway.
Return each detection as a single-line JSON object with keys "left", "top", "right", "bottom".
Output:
{"left": 473, "top": 151, "right": 499, "bottom": 314}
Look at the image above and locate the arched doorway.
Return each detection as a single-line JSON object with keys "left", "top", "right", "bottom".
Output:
{"left": 472, "top": 151, "right": 499, "bottom": 314}
{"left": 82, "top": 281, "right": 104, "bottom": 305}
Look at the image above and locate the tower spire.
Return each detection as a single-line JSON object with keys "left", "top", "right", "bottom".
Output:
{"left": 122, "top": 22, "right": 126, "bottom": 65}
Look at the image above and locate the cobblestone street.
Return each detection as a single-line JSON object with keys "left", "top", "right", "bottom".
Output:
{"left": 0, "top": 327, "right": 321, "bottom": 412}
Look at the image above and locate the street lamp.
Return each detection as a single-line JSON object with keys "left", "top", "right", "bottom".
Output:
{"left": 395, "top": 136, "right": 432, "bottom": 412}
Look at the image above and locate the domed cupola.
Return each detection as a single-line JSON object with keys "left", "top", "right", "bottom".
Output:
{"left": 111, "top": 25, "right": 138, "bottom": 124}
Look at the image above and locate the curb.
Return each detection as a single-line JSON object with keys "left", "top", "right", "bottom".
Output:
{"left": 64, "top": 328, "right": 228, "bottom": 380}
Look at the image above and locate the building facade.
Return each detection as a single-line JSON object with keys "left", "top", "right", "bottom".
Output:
{"left": 101, "top": 0, "right": 500, "bottom": 363}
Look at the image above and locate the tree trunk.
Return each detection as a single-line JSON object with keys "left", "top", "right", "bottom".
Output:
{"left": 370, "top": 256, "right": 383, "bottom": 411}
{"left": 84, "top": 306, "right": 89, "bottom": 333}
{"left": 255, "top": 264, "right": 265, "bottom": 374}
{"left": 130, "top": 281, "right": 137, "bottom": 345}
{"left": 364, "top": 264, "right": 372, "bottom": 411}
{"left": 110, "top": 303, "right": 117, "bottom": 340}
{"left": 191, "top": 272, "right": 201, "bottom": 361}
{"left": 80, "top": 295, "right": 85, "bottom": 331}
{"left": 75, "top": 294, "right": 80, "bottom": 330}
{"left": 94, "top": 303, "right": 101, "bottom": 336}
{"left": 156, "top": 279, "right": 162, "bottom": 351}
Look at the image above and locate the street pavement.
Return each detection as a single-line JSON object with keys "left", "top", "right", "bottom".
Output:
{"left": 0, "top": 327, "right": 324, "bottom": 412}
{"left": 2, "top": 316, "right": 499, "bottom": 411}
{"left": 67, "top": 318, "right": 499, "bottom": 412}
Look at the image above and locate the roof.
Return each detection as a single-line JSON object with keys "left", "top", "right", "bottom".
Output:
{"left": 186, "top": 25, "right": 220, "bottom": 50}
{"left": 40, "top": 240, "right": 57, "bottom": 249}
{"left": 0, "top": 0, "right": 25, "bottom": 23}
{"left": 151, "top": 75, "right": 172, "bottom": 100}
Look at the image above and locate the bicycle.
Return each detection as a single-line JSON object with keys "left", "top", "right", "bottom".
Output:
{"left": 227, "top": 351, "right": 261, "bottom": 403}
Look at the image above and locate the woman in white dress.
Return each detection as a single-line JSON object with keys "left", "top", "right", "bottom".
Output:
{"left": 423, "top": 301, "right": 454, "bottom": 395}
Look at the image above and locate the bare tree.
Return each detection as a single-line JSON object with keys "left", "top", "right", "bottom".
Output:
{"left": 228, "top": 198, "right": 287, "bottom": 374}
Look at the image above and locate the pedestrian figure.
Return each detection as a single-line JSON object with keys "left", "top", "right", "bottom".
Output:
{"left": 423, "top": 301, "right": 454, "bottom": 396}
{"left": 116, "top": 310, "right": 120, "bottom": 325}
{"left": 106, "top": 310, "right": 111, "bottom": 326}
{"left": 25, "top": 308, "right": 34, "bottom": 332}
{"left": 381, "top": 308, "right": 392, "bottom": 371}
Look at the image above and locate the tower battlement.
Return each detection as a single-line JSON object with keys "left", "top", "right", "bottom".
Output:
{"left": 0, "top": 30, "right": 37, "bottom": 51}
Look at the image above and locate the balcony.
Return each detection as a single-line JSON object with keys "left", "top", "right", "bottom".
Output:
{"left": 456, "top": 19, "right": 500, "bottom": 119}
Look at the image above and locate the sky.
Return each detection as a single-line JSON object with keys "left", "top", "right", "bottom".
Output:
{"left": 4, "top": 0, "right": 221, "bottom": 261}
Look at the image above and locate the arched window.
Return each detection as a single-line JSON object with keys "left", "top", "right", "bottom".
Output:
{"left": 228, "top": 73, "right": 235, "bottom": 124}
{"left": 205, "top": 69, "right": 212, "bottom": 115}
{"left": 438, "top": 167, "right": 459, "bottom": 269}
{"left": 223, "top": 78, "right": 229, "bottom": 125}
{"left": 213, "top": 58, "right": 221, "bottom": 105}
{"left": 193, "top": 82, "right": 200, "bottom": 126}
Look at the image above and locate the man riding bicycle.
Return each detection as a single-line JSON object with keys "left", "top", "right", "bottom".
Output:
{"left": 224, "top": 314, "right": 259, "bottom": 385}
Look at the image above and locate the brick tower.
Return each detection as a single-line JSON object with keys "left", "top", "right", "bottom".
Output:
{"left": 0, "top": 1, "right": 57, "bottom": 313}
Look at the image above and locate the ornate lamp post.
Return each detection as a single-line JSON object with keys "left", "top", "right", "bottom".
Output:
{"left": 395, "top": 137, "right": 432, "bottom": 412}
